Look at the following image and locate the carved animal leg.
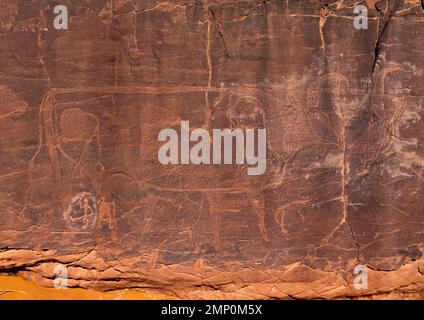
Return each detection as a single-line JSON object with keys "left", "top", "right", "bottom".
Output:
{"left": 97, "top": 206, "right": 105, "bottom": 234}
{"left": 109, "top": 203, "right": 118, "bottom": 240}
{"left": 206, "top": 192, "right": 222, "bottom": 250}
{"left": 247, "top": 191, "right": 269, "bottom": 242}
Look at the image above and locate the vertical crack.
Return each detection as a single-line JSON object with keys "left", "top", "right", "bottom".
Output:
{"left": 204, "top": 0, "right": 213, "bottom": 129}
{"left": 338, "top": 100, "right": 361, "bottom": 258}
{"left": 319, "top": 4, "right": 330, "bottom": 72}
{"left": 209, "top": 10, "right": 230, "bottom": 58}
{"left": 371, "top": 0, "right": 401, "bottom": 75}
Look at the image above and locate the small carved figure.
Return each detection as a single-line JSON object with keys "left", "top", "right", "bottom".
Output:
{"left": 97, "top": 196, "right": 117, "bottom": 239}
{"left": 80, "top": 196, "right": 94, "bottom": 229}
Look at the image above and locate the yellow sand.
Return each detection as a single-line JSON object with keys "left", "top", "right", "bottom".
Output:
{"left": 0, "top": 275, "right": 173, "bottom": 300}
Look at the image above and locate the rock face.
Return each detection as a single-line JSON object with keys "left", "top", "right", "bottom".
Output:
{"left": 0, "top": 0, "right": 423, "bottom": 299}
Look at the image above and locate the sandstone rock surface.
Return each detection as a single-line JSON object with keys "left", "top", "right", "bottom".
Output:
{"left": 0, "top": 0, "right": 423, "bottom": 299}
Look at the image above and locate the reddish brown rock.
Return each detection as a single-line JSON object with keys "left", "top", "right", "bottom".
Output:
{"left": 0, "top": 0, "right": 423, "bottom": 299}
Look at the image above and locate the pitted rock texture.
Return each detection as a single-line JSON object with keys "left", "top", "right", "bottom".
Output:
{"left": 0, "top": 0, "right": 423, "bottom": 299}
